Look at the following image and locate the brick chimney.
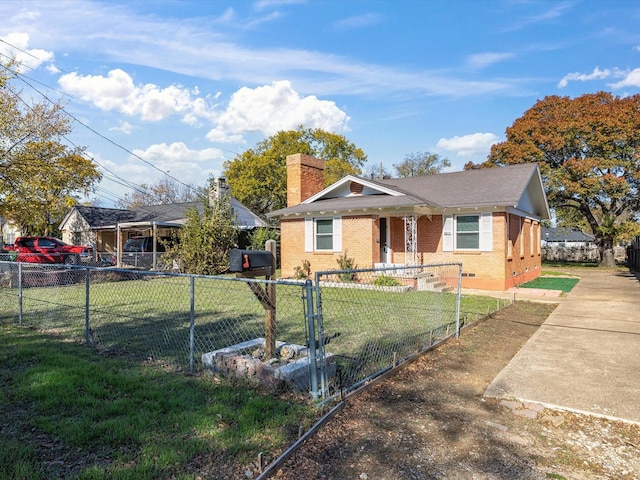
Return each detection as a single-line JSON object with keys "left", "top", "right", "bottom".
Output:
{"left": 286, "top": 153, "right": 325, "bottom": 207}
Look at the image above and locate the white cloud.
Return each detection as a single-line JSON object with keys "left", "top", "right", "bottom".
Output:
{"left": 467, "top": 52, "right": 514, "bottom": 69}
{"left": 109, "top": 121, "right": 134, "bottom": 135}
{"left": 557, "top": 66, "right": 611, "bottom": 88}
{"left": 0, "top": 3, "right": 517, "bottom": 99}
{"left": 206, "top": 80, "right": 350, "bottom": 143}
{"left": 0, "top": 32, "right": 54, "bottom": 71}
{"left": 334, "top": 13, "right": 385, "bottom": 30}
{"left": 253, "top": 0, "right": 305, "bottom": 11}
{"left": 609, "top": 68, "right": 640, "bottom": 89}
{"left": 437, "top": 133, "right": 499, "bottom": 157}
{"left": 58, "top": 69, "right": 217, "bottom": 122}
{"left": 127, "top": 142, "right": 225, "bottom": 183}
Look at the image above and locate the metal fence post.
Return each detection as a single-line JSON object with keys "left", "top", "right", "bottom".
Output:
{"left": 189, "top": 276, "right": 195, "bottom": 375}
{"left": 455, "top": 263, "right": 462, "bottom": 338}
{"left": 85, "top": 268, "right": 90, "bottom": 344}
{"left": 303, "top": 279, "right": 319, "bottom": 400}
{"left": 18, "top": 262, "right": 23, "bottom": 326}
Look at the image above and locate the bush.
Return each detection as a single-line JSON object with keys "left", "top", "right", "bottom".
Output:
{"left": 373, "top": 274, "right": 401, "bottom": 287}
{"left": 293, "top": 259, "right": 311, "bottom": 279}
{"left": 163, "top": 195, "right": 238, "bottom": 275}
{"left": 248, "top": 227, "right": 280, "bottom": 251}
{"left": 336, "top": 251, "right": 357, "bottom": 282}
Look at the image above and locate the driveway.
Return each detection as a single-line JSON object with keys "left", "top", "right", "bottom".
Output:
{"left": 486, "top": 268, "right": 640, "bottom": 424}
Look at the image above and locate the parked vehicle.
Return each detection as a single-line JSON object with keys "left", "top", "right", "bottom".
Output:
{"left": 122, "top": 236, "right": 169, "bottom": 269}
{"left": 3, "top": 236, "right": 94, "bottom": 264}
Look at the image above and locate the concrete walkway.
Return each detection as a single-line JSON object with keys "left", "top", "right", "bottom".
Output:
{"left": 485, "top": 268, "right": 640, "bottom": 425}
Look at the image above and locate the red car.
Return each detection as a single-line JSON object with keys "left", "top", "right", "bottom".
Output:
{"left": 6, "top": 236, "right": 94, "bottom": 264}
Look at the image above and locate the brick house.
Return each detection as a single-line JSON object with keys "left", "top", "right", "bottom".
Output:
{"left": 268, "top": 154, "right": 550, "bottom": 290}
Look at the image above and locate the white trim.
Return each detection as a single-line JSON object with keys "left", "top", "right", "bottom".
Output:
{"left": 304, "top": 218, "right": 313, "bottom": 252}
{"left": 333, "top": 216, "right": 342, "bottom": 252}
{"left": 479, "top": 212, "right": 493, "bottom": 251}
{"left": 302, "top": 175, "right": 406, "bottom": 204}
{"left": 443, "top": 215, "right": 453, "bottom": 251}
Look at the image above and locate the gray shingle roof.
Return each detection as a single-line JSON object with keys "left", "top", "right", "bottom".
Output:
{"left": 542, "top": 227, "right": 594, "bottom": 243}
{"left": 374, "top": 163, "right": 538, "bottom": 208}
{"left": 269, "top": 163, "right": 548, "bottom": 218}
{"left": 71, "top": 199, "right": 266, "bottom": 229}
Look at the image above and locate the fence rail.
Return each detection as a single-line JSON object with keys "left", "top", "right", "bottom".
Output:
{"left": 1, "top": 260, "right": 510, "bottom": 402}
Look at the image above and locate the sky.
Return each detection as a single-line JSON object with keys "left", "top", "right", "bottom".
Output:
{"left": 1, "top": 0, "right": 640, "bottom": 208}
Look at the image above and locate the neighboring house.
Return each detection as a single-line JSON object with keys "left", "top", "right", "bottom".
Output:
{"left": 541, "top": 226, "right": 595, "bottom": 247}
{"left": 541, "top": 226, "right": 599, "bottom": 263}
{"left": 1, "top": 218, "right": 22, "bottom": 246}
{"left": 268, "top": 154, "right": 550, "bottom": 291}
{"left": 59, "top": 180, "right": 266, "bottom": 266}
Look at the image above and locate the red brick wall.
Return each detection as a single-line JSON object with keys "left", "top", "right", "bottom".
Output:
{"left": 281, "top": 212, "right": 541, "bottom": 289}
{"left": 286, "top": 153, "right": 325, "bottom": 207}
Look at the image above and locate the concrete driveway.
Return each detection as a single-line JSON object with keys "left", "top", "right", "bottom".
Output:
{"left": 485, "top": 268, "right": 640, "bottom": 425}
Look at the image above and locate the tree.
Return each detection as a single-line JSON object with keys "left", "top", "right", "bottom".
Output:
{"left": 364, "top": 162, "right": 392, "bottom": 180}
{"left": 223, "top": 127, "right": 367, "bottom": 216}
{"left": 1, "top": 63, "right": 101, "bottom": 235}
{"left": 483, "top": 91, "right": 640, "bottom": 267}
{"left": 163, "top": 194, "right": 238, "bottom": 275}
{"left": 116, "top": 177, "right": 202, "bottom": 209}
{"left": 393, "top": 152, "right": 451, "bottom": 177}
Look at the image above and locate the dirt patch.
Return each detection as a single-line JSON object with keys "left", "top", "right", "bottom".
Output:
{"left": 270, "top": 302, "right": 640, "bottom": 480}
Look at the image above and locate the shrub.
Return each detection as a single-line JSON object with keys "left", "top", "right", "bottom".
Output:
{"left": 373, "top": 274, "right": 401, "bottom": 287}
{"left": 336, "top": 251, "right": 357, "bottom": 282}
{"left": 293, "top": 259, "right": 311, "bottom": 279}
{"left": 248, "top": 227, "right": 280, "bottom": 251}
{"left": 163, "top": 195, "right": 238, "bottom": 275}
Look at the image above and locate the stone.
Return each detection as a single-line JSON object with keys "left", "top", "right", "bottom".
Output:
{"left": 513, "top": 409, "right": 538, "bottom": 419}
{"left": 500, "top": 400, "right": 523, "bottom": 410}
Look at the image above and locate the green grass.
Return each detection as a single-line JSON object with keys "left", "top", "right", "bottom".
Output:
{"left": 0, "top": 270, "right": 511, "bottom": 477}
{"left": 0, "top": 323, "right": 314, "bottom": 480}
{"left": 519, "top": 276, "right": 580, "bottom": 293}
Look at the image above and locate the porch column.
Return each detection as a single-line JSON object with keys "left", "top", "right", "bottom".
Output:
{"left": 404, "top": 214, "right": 418, "bottom": 265}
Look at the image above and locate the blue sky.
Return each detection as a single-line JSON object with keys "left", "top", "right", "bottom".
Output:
{"left": 1, "top": 0, "right": 640, "bottom": 207}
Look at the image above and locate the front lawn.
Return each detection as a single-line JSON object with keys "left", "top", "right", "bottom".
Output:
{"left": 0, "top": 323, "right": 315, "bottom": 480}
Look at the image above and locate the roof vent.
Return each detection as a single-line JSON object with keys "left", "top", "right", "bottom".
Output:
{"left": 349, "top": 182, "right": 364, "bottom": 194}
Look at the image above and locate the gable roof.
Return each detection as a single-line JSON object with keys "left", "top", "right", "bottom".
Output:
{"left": 542, "top": 226, "right": 594, "bottom": 243}
{"left": 269, "top": 163, "right": 550, "bottom": 220}
{"left": 60, "top": 199, "right": 266, "bottom": 231}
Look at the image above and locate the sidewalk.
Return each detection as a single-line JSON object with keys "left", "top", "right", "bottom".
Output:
{"left": 485, "top": 269, "right": 640, "bottom": 424}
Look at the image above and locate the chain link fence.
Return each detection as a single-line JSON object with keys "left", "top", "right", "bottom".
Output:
{"left": 0, "top": 261, "right": 307, "bottom": 378}
{"left": 312, "top": 263, "right": 463, "bottom": 402}
{"left": 1, "top": 260, "right": 512, "bottom": 402}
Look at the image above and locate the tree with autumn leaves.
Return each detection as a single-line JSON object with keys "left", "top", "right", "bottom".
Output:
{"left": 483, "top": 91, "right": 640, "bottom": 267}
{"left": 1, "top": 63, "right": 101, "bottom": 236}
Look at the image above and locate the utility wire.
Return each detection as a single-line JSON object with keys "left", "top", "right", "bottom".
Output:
{"left": 0, "top": 49, "right": 207, "bottom": 206}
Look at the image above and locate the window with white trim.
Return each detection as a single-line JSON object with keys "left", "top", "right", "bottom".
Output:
{"left": 315, "top": 218, "right": 333, "bottom": 250}
{"left": 443, "top": 213, "right": 492, "bottom": 252}
{"left": 305, "top": 217, "right": 343, "bottom": 252}
{"left": 456, "top": 215, "right": 480, "bottom": 249}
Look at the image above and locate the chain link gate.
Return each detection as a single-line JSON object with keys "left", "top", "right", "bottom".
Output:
{"left": 310, "top": 263, "right": 462, "bottom": 403}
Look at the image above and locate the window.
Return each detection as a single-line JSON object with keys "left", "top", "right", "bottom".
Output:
{"left": 315, "top": 219, "right": 333, "bottom": 250}
{"left": 443, "top": 213, "right": 492, "bottom": 252}
{"left": 456, "top": 215, "right": 480, "bottom": 249}
{"left": 305, "top": 217, "right": 342, "bottom": 252}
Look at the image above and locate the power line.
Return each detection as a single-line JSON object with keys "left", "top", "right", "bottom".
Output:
{"left": 0, "top": 49, "right": 206, "bottom": 205}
